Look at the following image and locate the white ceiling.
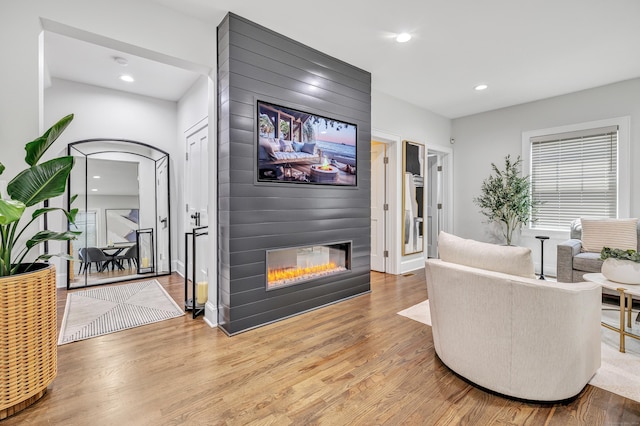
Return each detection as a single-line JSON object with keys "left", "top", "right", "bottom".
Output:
{"left": 45, "top": 0, "right": 640, "bottom": 119}
{"left": 44, "top": 31, "right": 200, "bottom": 102}
{"left": 71, "top": 158, "right": 140, "bottom": 197}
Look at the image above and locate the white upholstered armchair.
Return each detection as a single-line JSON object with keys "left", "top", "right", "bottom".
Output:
{"left": 426, "top": 232, "right": 601, "bottom": 402}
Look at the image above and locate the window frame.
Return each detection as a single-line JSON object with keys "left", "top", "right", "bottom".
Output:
{"left": 521, "top": 116, "right": 631, "bottom": 238}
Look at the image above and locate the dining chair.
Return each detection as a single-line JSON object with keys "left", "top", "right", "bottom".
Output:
{"left": 82, "top": 247, "right": 114, "bottom": 273}
{"left": 115, "top": 244, "right": 138, "bottom": 270}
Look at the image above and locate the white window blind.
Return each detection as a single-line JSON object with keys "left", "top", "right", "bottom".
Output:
{"left": 530, "top": 125, "right": 618, "bottom": 231}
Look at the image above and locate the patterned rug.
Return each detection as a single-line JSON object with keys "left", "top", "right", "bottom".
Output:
{"left": 58, "top": 280, "right": 184, "bottom": 345}
{"left": 398, "top": 300, "right": 640, "bottom": 403}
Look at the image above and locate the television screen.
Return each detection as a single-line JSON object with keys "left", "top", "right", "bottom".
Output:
{"left": 257, "top": 100, "right": 357, "bottom": 186}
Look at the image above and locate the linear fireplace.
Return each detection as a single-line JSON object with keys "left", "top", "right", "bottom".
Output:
{"left": 266, "top": 242, "right": 351, "bottom": 290}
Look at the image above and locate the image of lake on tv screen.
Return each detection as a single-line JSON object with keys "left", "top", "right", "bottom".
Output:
{"left": 257, "top": 101, "right": 357, "bottom": 185}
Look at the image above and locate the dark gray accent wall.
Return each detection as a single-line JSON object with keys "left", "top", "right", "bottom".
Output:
{"left": 217, "top": 13, "right": 371, "bottom": 335}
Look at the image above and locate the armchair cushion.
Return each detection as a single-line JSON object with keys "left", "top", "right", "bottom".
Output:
{"left": 438, "top": 231, "right": 535, "bottom": 279}
{"left": 573, "top": 252, "right": 603, "bottom": 273}
{"left": 580, "top": 217, "right": 638, "bottom": 252}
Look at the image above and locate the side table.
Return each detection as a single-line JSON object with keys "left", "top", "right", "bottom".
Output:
{"left": 583, "top": 273, "right": 640, "bottom": 353}
{"left": 535, "top": 236, "right": 549, "bottom": 280}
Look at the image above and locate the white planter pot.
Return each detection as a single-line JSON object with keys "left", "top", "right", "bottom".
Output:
{"left": 601, "top": 258, "right": 640, "bottom": 285}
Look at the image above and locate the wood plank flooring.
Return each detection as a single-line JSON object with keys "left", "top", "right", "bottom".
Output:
{"left": 5, "top": 271, "right": 640, "bottom": 425}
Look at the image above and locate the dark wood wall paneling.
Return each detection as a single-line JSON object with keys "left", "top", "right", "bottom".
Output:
{"left": 217, "top": 13, "right": 372, "bottom": 335}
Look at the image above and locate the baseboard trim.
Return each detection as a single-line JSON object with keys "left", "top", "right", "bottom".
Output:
{"left": 400, "top": 257, "right": 425, "bottom": 274}
{"left": 204, "top": 300, "right": 218, "bottom": 327}
{"left": 174, "top": 260, "right": 185, "bottom": 278}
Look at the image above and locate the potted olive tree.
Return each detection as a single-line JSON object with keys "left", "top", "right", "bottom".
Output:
{"left": 0, "top": 114, "right": 78, "bottom": 420}
{"left": 473, "top": 155, "right": 537, "bottom": 246}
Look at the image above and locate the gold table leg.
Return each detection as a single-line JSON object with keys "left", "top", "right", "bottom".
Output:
{"left": 618, "top": 288, "right": 626, "bottom": 353}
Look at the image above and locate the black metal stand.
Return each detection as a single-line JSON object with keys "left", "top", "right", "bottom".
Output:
{"left": 535, "top": 235, "right": 550, "bottom": 280}
{"left": 184, "top": 226, "right": 208, "bottom": 319}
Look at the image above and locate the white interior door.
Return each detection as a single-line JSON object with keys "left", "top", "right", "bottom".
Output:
{"left": 185, "top": 125, "right": 209, "bottom": 284}
{"left": 371, "top": 142, "right": 387, "bottom": 272}
{"left": 427, "top": 150, "right": 446, "bottom": 258}
{"left": 156, "top": 158, "right": 170, "bottom": 272}
{"left": 186, "top": 126, "right": 209, "bottom": 229}
{"left": 427, "top": 154, "right": 438, "bottom": 258}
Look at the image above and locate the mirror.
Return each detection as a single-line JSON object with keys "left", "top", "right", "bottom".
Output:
{"left": 402, "top": 140, "right": 425, "bottom": 255}
{"left": 67, "top": 140, "right": 171, "bottom": 288}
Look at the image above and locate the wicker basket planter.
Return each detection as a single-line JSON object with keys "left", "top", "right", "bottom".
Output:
{"left": 0, "top": 264, "right": 57, "bottom": 420}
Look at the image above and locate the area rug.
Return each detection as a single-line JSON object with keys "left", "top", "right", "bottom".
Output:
{"left": 58, "top": 280, "right": 184, "bottom": 345}
{"left": 398, "top": 300, "right": 640, "bottom": 403}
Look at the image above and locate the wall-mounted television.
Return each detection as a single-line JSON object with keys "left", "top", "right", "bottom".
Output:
{"left": 257, "top": 100, "right": 357, "bottom": 186}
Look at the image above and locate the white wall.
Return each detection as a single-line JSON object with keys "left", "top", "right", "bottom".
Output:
{"left": 45, "top": 78, "right": 178, "bottom": 151}
{"left": 373, "top": 90, "right": 452, "bottom": 146}
{"left": 176, "top": 75, "right": 210, "bottom": 276}
{"left": 371, "top": 90, "right": 452, "bottom": 273}
{"left": 452, "top": 78, "right": 640, "bottom": 277}
{"left": 178, "top": 76, "right": 209, "bottom": 133}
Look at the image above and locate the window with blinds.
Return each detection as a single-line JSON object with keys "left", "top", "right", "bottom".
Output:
{"left": 529, "top": 125, "right": 618, "bottom": 231}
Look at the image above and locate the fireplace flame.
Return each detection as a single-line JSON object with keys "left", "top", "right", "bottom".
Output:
{"left": 319, "top": 156, "right": 332, "bottom": 171}
{"left": 268, "top": 261, "right": 340, "bottom": 284}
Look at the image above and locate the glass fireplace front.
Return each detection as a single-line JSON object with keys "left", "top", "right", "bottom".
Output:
{"left": 266, "top": 241, "right": 351, "bottom": 290}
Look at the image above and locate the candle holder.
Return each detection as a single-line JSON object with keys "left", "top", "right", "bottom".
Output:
{"left": 136, "top": 228, "right": 155, "bottom": 274}
{"left": 196, "top": 281, "right": 208, "bottom": 305}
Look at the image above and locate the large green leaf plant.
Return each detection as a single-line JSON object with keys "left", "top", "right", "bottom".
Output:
{"left": 473, "top": 155, "right": 538, "bottom": 246}
{"left": 0, "top": 114, "right": 79, "bottom": 276}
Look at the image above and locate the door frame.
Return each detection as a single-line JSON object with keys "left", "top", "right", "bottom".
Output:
{"left": 184, "top": 121, "right": 208, "bottom": 230}
{"left": 371, "top": 130, "right": 454, "bottom": 274}
{"left": 426, "top": 145, "right": 453, "bottom": 258}
{"left": 370, "top": 141, "right": 388, "bottom": 272}
{"left": 371, "top": 129, "right": 399, "bottom": 275}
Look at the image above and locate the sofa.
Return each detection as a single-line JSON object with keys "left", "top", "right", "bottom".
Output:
{"left": 258, "top": 136, "right": 320, "bottom": 164}
{"left": 556, "top": 217, "right": 640, "bottom": 284}
{"left": 425, "top": 232, "right": 601, "bottom": 402}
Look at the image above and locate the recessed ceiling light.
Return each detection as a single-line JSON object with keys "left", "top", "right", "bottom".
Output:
{"left": 91, "top": 188, "right": 98, "bottom": 192}
{"left": 396, "top": 33, "right": 412, "bottom": 43}
{"left": 474, "top": 84, "right": 488, "bottom": 91}
{"left": 119, "top": 74, "right": 134, "bottom": 83}
{"left": 92, "top": 175, "right": 101, "bottom": 179}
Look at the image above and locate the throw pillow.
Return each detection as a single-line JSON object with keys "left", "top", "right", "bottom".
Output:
{"left": 301, "top": 142, "right": 316, "bottom": 154}
{"left": 438, "top": 231, "right": 535, "bottom": 279}
{"left": 580, "top": 218, "right": 638, "bottom": 253}
{"left": 279, "top": 139, "right": 294, "bottom": 152}
{"left": 268, "top": 138, "right": 280, "bottom": 152}
{"left": 258, "top": 137, "right": 277, "bottom": 161}
{"left": 292, "top": 141, "right": 304, "bottom": 152}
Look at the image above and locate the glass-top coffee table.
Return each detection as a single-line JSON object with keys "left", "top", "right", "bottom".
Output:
{"left": 584, "top": 273, "right": 640, "bottom": 353}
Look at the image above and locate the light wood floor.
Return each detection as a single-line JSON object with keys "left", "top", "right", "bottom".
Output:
{"left": 5, "top": 271, "right": 640, "bottom": 425}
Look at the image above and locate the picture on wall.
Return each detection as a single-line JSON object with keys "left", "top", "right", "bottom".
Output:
{"left": 257, "top": 100, "right": 357, "bottom": 186}
{"left": 105, "top": 209, "right": 139, "bottom": 244}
